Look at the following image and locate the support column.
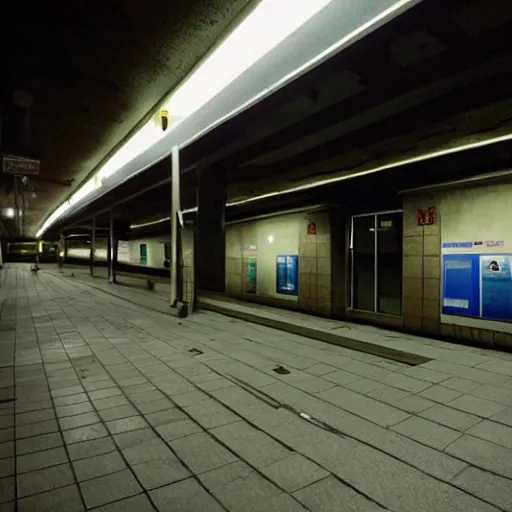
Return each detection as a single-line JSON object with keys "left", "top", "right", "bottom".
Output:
{"left": 108, "top": 210, "right": 117, "bottom": 284}
{"left": 170, "top": 146, "right": 181, "bottom": 306}
{"left": 195, "top": 166, "right": 226, "bottom": 292}
{"left": 90, "top": 217, "right": 96, "bottom": 276}
{"left": 0, "top": 236, "right": 3, "bottom": 269}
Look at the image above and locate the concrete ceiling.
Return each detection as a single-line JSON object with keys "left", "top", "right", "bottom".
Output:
{"left": 1, "top": 0, "right": 254, "bottom": 237}
{"left": 39, "top": 0, "right": 512, "bottom": 237}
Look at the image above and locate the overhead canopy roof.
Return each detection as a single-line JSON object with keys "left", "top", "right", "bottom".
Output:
{"left": 1, "top": 0, "right": 257, "bottom": 237}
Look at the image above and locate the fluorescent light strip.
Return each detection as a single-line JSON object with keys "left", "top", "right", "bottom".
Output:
{"left": 163, "top": 0, "right": 332, "bottom": 119}
{"left": 130, "top": 217, "right": 171, "bottom": 230}
{"left": 180, "top": 0, "right": 418, "bottom": 149}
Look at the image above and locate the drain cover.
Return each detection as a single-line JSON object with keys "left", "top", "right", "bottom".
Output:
{"left": 273, "top": 366, "right": 290, "bottom": 375}
{"left": 189, "top": 348, "right": 203, "bottom": 356}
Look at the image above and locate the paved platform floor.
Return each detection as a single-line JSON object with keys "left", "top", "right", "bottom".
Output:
{"left": 1, "top": 265, "right": 512, "bottom": 511}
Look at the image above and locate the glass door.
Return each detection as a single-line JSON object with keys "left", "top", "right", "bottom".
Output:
{"left": 350, "top": 211, "right": 402, "bottom": 315}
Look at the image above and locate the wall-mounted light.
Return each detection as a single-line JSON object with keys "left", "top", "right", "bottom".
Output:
{"left": 267, "top": 235, "right": 274, "bottom": 244}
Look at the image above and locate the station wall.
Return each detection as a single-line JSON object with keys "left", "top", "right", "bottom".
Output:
{"left": 225, "top": 208, "right": 333, "bottom": 317}
{"left": 66, "top": 237, "right": 168, "bottom": 267}
{"left": 403, "top": 182, "right": 512, "bottom": 349}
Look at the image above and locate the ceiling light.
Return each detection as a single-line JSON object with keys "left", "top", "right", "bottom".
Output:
{"left": 2, "top": 207, "right": 15, "bottom": 219}
{"left": 97, "top": 120, "right": 165, "bottom": 182}
{"left": 130, "top": 216, "right": 171, "bottom": 230}
{"left": 163, "top": 0, "right": 332, "bottom": 119}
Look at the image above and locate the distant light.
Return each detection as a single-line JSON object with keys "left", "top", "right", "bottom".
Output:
{"left": 268, "top": 235, "right": 274, "bottom": 244}
{"left": 2, "top": 208, "right": 15, "bottom": 219}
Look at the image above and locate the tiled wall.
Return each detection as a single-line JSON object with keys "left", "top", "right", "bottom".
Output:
{"left": 402, "top": 194, "right": 441, "bottom": 334}
{"left": 298, "top": 210, "right": 332, "bottom": 316}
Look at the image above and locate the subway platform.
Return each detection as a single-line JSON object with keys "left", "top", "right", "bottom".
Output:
{"left": 0, "top": 266, "right": 512, "bottom": 511}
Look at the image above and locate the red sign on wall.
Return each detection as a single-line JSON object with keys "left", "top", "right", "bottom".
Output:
{"left": 307, "top": 222, "right": 317, "bottom": 235}
{"left": 417, "top": 207, "right": 436, "bottom": 226}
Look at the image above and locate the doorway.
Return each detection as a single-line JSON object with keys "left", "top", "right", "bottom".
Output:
{"left": 350, "top": 210, "right": 403, "bottom": 316}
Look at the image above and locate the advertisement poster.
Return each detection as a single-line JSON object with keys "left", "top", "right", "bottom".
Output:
{"left": 276, "top": 255, "right": 299, "bottom": 296}
{"left": 245, "top": 259, "right": 257, "bottom": 294}
{"left": 442, "top": 240, "right": 512, "bottom": 322}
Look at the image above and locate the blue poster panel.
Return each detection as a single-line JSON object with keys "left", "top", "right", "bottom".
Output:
{"left": 276, "top": 255, "right": 299, "bottom": 295}
{"left": 442, "top": 250, "right": 512, "bottom": 322}
{"left": 139, "top": 243, "right": 148, "bottom": 265}
{"left": 442, "top": 254, "right": 480, "bottom": 318}
{"left": 481, "top": 255, "right": 512, "bottom": 321}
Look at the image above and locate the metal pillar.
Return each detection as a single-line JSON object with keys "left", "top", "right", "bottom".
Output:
{"left": 0, "top": 236, "right": 3, "bottom": 269}
{"left": 108, "top": 210, "right": 116, "bottom": 284}
{"left": 170, "top": 146, "right": 181, "bottom": 307}
{"left": 90, "top": 217, "right": 96, "bottom": 276}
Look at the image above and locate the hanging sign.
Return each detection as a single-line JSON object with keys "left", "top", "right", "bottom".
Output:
{"left": 2, "top": 155, "right": 40, "bottom": 176}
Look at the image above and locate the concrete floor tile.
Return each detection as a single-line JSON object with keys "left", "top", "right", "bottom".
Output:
{"left": 317, "top": 386, "right": 410, "bottom": 427}
{"left": 263, "top": 453, "right": 329, "bottom": 493}
{"left": 53, "top": 393, "right": 90, "bottom": 407}
{"left": 392, "top": 394, "right": 436, "bottom": 414}
{"left": 17, "top": 484, "right": 84, "bottom": 511}
{"left": 466, "top": 419, "right": 512, "bottom": 450}
{"left": 89, "top": 387, "right": 123, "bottom": 401}
{"left": 58, "top": 411, "right": 100, "bottom": 431}
{"left": 16, "top": 419, "right": 59, "bottom": 439}
{"left": 145, "top": 408, "right": 187, "bottom": 427}
{"left": 171, "top": 432, "right": 238, "bottom": 474}
{"left": 93, "top": 395, "right": 130, "bottom": 410}
{"left": 448, "top": 394, "right": 507, "bottom": 418}
{"left": 293, "top": 476, "right": 385, "bottom": 512}
{"left": 0, "top": 459, "right": 13, "bottom": 479}
{"left": 452, "top": 466, "right": 512, "bottom": 511}
{"left": 156, "top": 419, "right": 203, "bottom": 441}
{"left": 17, "top": 463, "right": 75, "bottom": 498}
{"left": 15, "top": 409, "right": 55, "bottom": 426}
{"left": 0, "top": 477, "right": 14, "bottom": 504}
{"left": 106, "top": 416, "right": 148, "bottom": 435}
{"left": 446, "top": 434, "right": 512, "bottom": 479}
{"left": 248, "top": 493, "right": 309, "bottom": 512}
{"left": 419, "top": 404, "right": 481, "bottom": 431}
{"left": 490, "top": 406, "right": 512, "bottom": 427}
{"left": 67, "top": 437, "right": 117, "bottom": 461}
{"left": 63, "top": 423, "right": 109, "bottom": 444}
{"left": 17, "top": 446, "right": 68, "bottom": 474}
{"left": 55, "top": 402, "right": 94, "bottom": 418}
{"left": 150, "top": 478, "right": 225, "bottom": 512}
{"left": 92, "top": 494, "right": 156, "bottom": 512}
{"left": 113, "top": 428, "right": 157, "bottom": 450}
{"left": 0, "top": 444, "right": 14, "bottom": 460}
{"left": 418, "top": 384, "right": 463, "bottom": 404}
{"left": 131, "top": 458, "right": 190, "bottom": 490}
{"left": 79, "top": 469, "right": 142, "bottom": 509}
{"left": 16, "top": 433, "right": 63, "bottom": 456}
{"left": 99, "top": 404, "right": 139, "bottom": 422}
{"left": 73, "top": 451, "right": 126, "bottom": 482}
{"left": 135, "top": 397, "right": 174, "bottom": 415}
{"left": 391, "top": 416, "right": 462, "bottom": 450}
{"left": 211, "top": 421, "right": 290, "bottom": 468}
